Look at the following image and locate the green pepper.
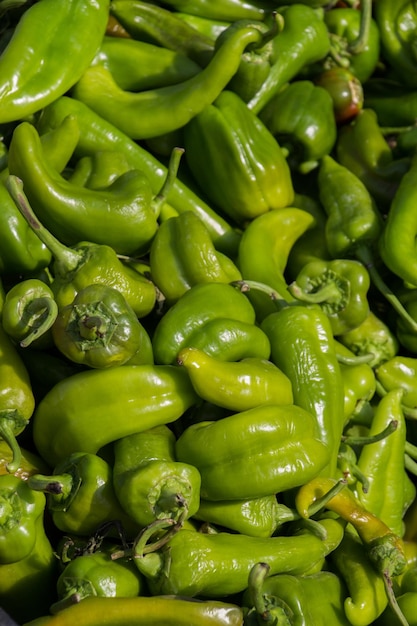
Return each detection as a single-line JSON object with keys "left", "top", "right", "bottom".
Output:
{"left": 193, "top": 494, "right": 295, "bottom": 538}
{"left": 37, "top": 96, "right": 241, "bottom": 257}
{"left": 177, "top": 347, "right": 293, "bottom": 412}
{"left": 51, "top": 283, "right": 152, "bottom": 369}
{"left": 247, "top": 4, "right": 331, "bottom": 115}
{"left": 364, "top": 78, "right": 417, "bottom": 127}
{"left": 21, "top": 595, "right": 245, "bottom": 626}
{"left": 95, "top": 36, "right": 202, "bottom": 92}
{"left": 375, "top": 356, "right": 417, "bottom": 413}
{"left": 288, "top": 258, "right": 371, "bottom": 337}
{"left": 175, "top": 403, "right": 329, "bottom": 501}
{"left": 259, "top": 80, "right": 337, "bottom": 174}
{"left": 112, "top": 425, "right": 201, "bottom": 528}
{"left": 0, "top": 475, "right": 58, "bottom": 623}
{"left": 7, "top": 175, "right": 157, "bottom": 318}
{"left": 151, "top": 0, "right": 270, "bottom": 21}
{"left": 0, "top": 323, "right": 35, "bottom": 473}
{"left": 237, "top": 207, "right": 315, "bottom": 320}
{"left": 336, "top": 108, "right": 410, "bottom": 210}
{"left": 71, "top": 22, "right": 265, "bottom": 141}
{"left": 183, "top": 89, "right": 294, "bottom": 225}
{"left": 174, "top": 12, "right": 229, "bottom": 41}
{"left": 261, "top": 304, "right": 345, "bottom": 479}
{"left": 28, "top": 452, "right": 137, "bottom": 539}
{"left": 0, "top": 439, "right": 50, "bottom": 481}
{"left": 0, "top": 0, "right": 109, "bottom": 123}
{"left": 52, "top": 546, "right": 144, "bottom": 614}
{"left": 337, "top": 341, "right": 376, "bottom": 424}
{"left": 7, "top": 123, "right": 178, "bottom": 257}
{"left": 374, "top": 0, "right": 417, "bottom": 90}
{"left": 32, "top": 363, "right": 198, "bottom": 468}
{"left": 149, "top": 211, "right": 241, "bottom": 306}
{"left": 152, "top": 282, "right": 257, "bottom": 365}
{"left": 131, "top": 517, "right": 339, "bottom": 598}
{"left": 338, "top": 310, "right": 399, "bottom": 369}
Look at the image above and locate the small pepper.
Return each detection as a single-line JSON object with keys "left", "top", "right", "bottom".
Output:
{"left": 183, "top": 89, "right": 294, "bottom": 224}
{"left": 314, "top": 66, "right": 364, "bottom": 124}
{"left": 112, "top": 425, "right": 201, "bottom": 528}
{"left": 28, "top": 452, "right": 138, "bottom": 538}
{"left": 177, "top": 347, "right": 293, "bottom": 412}
{"left": 338, "top": 310, "right": 399, "bottom": 369}
{"left": 51, "top": 283, "right": 152, "bottom": 369}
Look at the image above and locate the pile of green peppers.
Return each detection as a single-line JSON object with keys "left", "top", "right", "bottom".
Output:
{"left": 2, "top": 0, "right": 417, "bottom": 624}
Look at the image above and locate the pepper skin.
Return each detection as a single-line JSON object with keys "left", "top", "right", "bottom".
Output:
{"left": 152, "top": 282, "right": 257, "bottom": 365}
{"left": 51, "top": 284, "right": 150, "bottom": 369}
{"left": 149, "top": 211, "right": 242, "bottom": 306}
{"left": 151, "top": 0, "right": 269, "bottom": 21}
{"left": 375, "top": 356, "right": 417, "bottom": 412}
{"left": 175, "top": 403, "right": 329, "bottom": 501}
{"left": 0, "top": 324, "right": 35, "bottom": 473}
{"left": 338, "top": 310, "right": 399, "bottom": 369}
{"left": 32, "top": 363, "right": 198, "bottom": 467}
{"left": 183, "top": 89, "right": 294, "bottom": 224}
{"left": 28, "top": 452, "right": 138, "bottom": 538}
{"left": 112, "top": 425, "right": 201, "bottom": 528}
{"left": 261, "top": 304, "right": 345, "bottom": 479}
{"left": 22, "top": 595, "right": 245, "bottom": 626}
{"left": 71, "top": 22, "right": 265, "bottom": 141}
{"left": 0, "top": 0, "right": 109, "bottom": 123}
{"left": 177, "top": 347, "right": 293, "bottom": 411}
{"left": 259, "top": 80, "right": 337, "bottom": 174}
{"left": 2, "top": 278, "right": 58, "bottom": 349}
{"left": 36, "top": 95, "right": 241, "bottom": 257}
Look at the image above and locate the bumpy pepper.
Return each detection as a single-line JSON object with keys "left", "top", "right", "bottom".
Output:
{"left": 175, "top": 403, "right": 329, "bottom": 501}
{"left": 51, "top": 283, "right": 152, "bottom": 369}
{"left": 112, "top": 425, "right": 201, "bottom": 528}
{"left": 7, "top": 123, "right": 180, "bottom": 256}
{"left": 2, "top": 278, "right": 58, "bottom": 348}
{"left": 7, "top": 175, "right": 157, "bottom": 318}
{"left": 32, "top": 363, "right": 198, "bottom": 467}
{"left": 183, "top": 89, "right": 294, "bottom": 224}
{"left": 152, "top": 282, "right": 257, "bottom": 365}
{"left": 288, "top": 258, "right": 371, "bottom": 337}
{"left": 27, "top": 452, "right": 138, "bottom": 538}
{"left": 149, "top": 211, "right": 241, "bottom": 306}
{"left": 259, "top": 80, "right": 337, "bottom": 174}
{"left": 0, "top": 0, "right": 109, "bottom": 122}
{"left": 338, "top": 310, "right": 399, "bottom": 369}
{"left": 177, "top": 347, "right": 293, "bottom": 411}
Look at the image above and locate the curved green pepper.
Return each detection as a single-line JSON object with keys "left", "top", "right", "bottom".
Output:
{"left": 7, "top": 123, "right": 178, "bottom": 256}
{"left": 375, "top": 356, "right": 417, "bottom": 412}
{"left": 2, "top": 278, "right": 58, "bottom": 349}
{"left": 112, "top": 425, "right": 201, "bottom": 528}
{"left": 71, "top": 22, "right": 265, "bottom": 141}
{"left": 51, "top": 283, "right": 152, "bottom": 369}
{"left": 149, "top": 211, "right": 241, "bottom": 306}
{"left": 259, "top": 80, "right": 337, "bottom": 174}
{"left": 338, "top": 310, "right": 399, "bottom": 369}
{"left": 288, "top": 258, "right": 371, "bottom": 337}
{"left": 152, "top": 282, "right": 257, "bottom": 365}
{"left": 32, "top": 363, "right": 198, "bottom": 467}
{"left": 0, "top": 0, "right": 109, "bottom": 122}
{"left": 177, "top": 347, "right": 293, "bottom": 411}
{"left": 28, "top": 452, "right": 137, "bottom": 538}
{"left": 175, "top": 403, "right": 329, "bottom": 500}
{"left": 183, "top": 89, "right": 294, "bottom": 224}
{"left": 261, "top": 304, "right": 345, "bottom": 479}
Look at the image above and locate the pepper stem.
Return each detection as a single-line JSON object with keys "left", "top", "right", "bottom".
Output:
{"left": 342, "top": 419, "right": 398, "bottom": 447}
{"left": 355, "top": 245, "right": 417, "bottom": 333}
{"left": 289, "top": 279, "right": 343, "bottom": 305}
{"left": 6, "top": 175, "right": 83, "bottom": 273}
{"left": 306, "top": 479, "right": 348, "bottom": 518}
{"left": 27, "top": 473, "right": 74, "bottom": 498}
{"left": 0, "top": 415, "right": 25, "bottom": 473}
{"left": 19, "top": 296, "right": 59, "bottom": 348}
{"left": 382, "top": 571, "right": 410, "bottom": 626}
{"left": 348, "top": 0, "right": 372, "bottom": 56}
{"left": 246, "top": 563, "right": 292, "bottom": 625}
{"left": 152, "top": 147, "right": 184, "bottom": 218}
{"left": 230, "top": 279, "right": 291, "bottom": 306}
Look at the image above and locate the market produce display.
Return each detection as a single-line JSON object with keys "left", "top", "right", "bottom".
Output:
{"left": 2, "top": 0, "right": 417, "bottom": 624}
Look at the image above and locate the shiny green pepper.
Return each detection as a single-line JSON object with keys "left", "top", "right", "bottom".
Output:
{"left": 51, "top": 283, "right": 152, "bottom": 369}
{"left": 375, "top": 356, "right": 417, "bottom": 411}
{"left": 338, "top": 310, "right": 399, "bottom": 369}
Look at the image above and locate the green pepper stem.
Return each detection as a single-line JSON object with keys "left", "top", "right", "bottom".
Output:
{"left": 0, "top": 415, "right": 24, "bottom": 474}
{"left": 289, "top": 279, "right": 343, "bottom": 305}
{"left": 405, "top": 440, "right": 417, "bottom": 461}
{"left": 382, "top": 571, "right": 410, "bottom": 626}
{"left": 152, "top": 147, "right": 184, "bottom": 218}
{"left": 405, "top": 453, "right": 417, "bottom": 477}
{"left": 6, "top": 175, "right": 83, "bottom": 273}
{"left": 247, "top": 563, "right": 275, "bottom": 624}
{"left": 230, "top": 279, "right": 290, "bottom": 306}
{"left": 342, "top": 419, "right": 398, "bottom": 447}
{"left": 27, "top": 473, "right": 74, "bottom": 498}
{"left": 307, "top": 479, "right": 348, "bottom": 517}
{"left": 348, "top": 0, "right": 372, "bottom": 55}
{"left": 355, "top": 245, "right": 417, "bottom": 333}
{"left": 336, "top": 350, "right": 374, "bottom": 365}
{"left": 19, "top": 296, "right": 58, "bottom": 348}
{"left": 50, "top": 593, "right": 82, "bottom": 615}
{"left": 375, "top": 381, "right": 417, "bottom": 419}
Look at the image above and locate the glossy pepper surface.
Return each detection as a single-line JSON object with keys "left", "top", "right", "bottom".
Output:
{"left": 0, "top": 0, "right": 109, "bottom": 122}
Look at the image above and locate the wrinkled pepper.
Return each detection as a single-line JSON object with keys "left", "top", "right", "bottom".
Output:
{"left": 175, "top": 403, "right": 329, "bottom": 501}
{"left": 177, "top": 347, "right": 293, "bottom": 412}
{"left": 338, "top": 310, "right": 399, "bottom": 369}
{"left": 0, "top": 0, "right": 109, "bottom": 122}
{"left": 27, "top": 451, "right": 138, "bottom": 538}
{"left": 112, "top": 425, "right": 201, "bottom": 528}
{"left": 183, "top": 89, "right": 294, "bottom": 224}
{"left": 51, "top": 283, "right": 153, "bottom": 369}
